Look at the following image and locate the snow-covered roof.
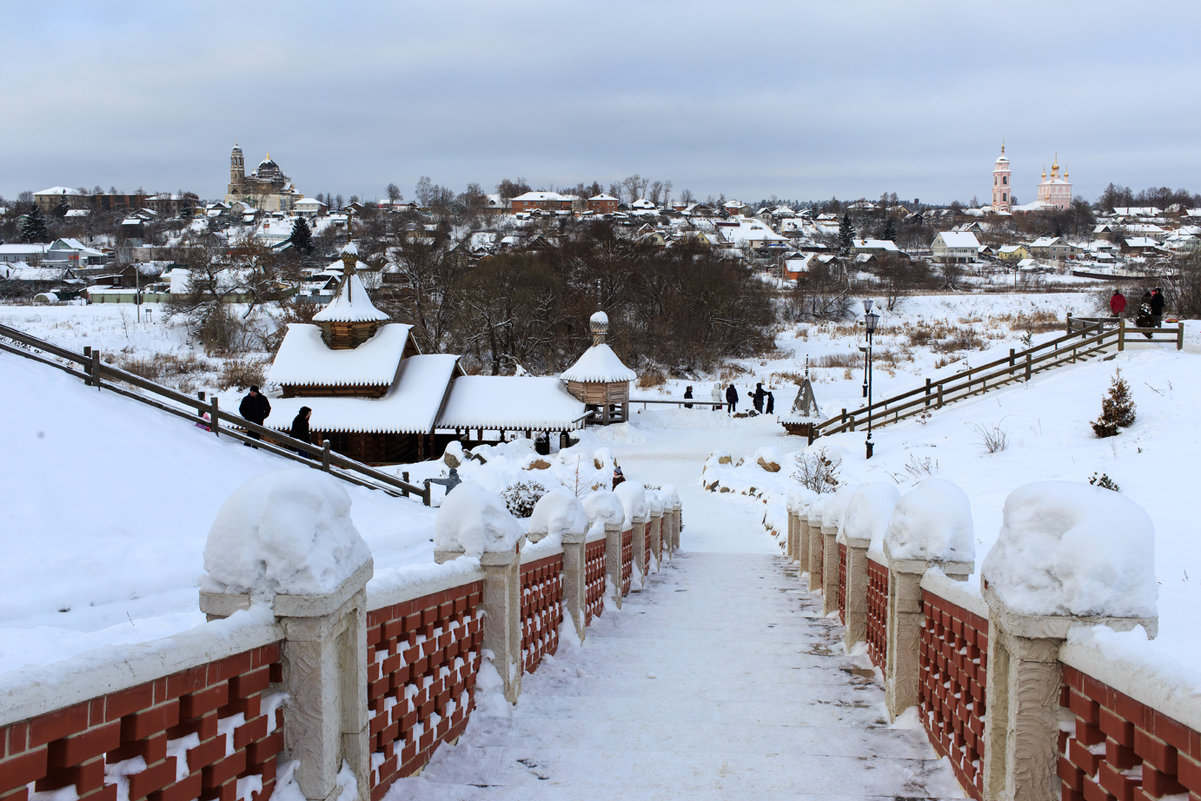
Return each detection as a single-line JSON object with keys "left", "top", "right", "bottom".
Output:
{"left": 851, "top": 239, "right": 900, "bottom": 252}
{"left": 512, "top": 191, "right": 577, "bottom": 202}
{"left": 631, "top": 198, "right": 656, "bottom": 209}
{"left": 266, "top": 354, "right": 458, "bottom": 435}
{"left": 588, "top": 194, "right": 618, "bottom": 202}
{"left": 561, "top": 343, "right": 636, "bottom": 383}
{"left": 934, "top": 232, "right": 980, "bottom": 249}
{"left": 437, "top": 376, "right": 589, "bottom": 431}
{"left": 311, "top": 272, "right": 388, "bottom": 323}
{"left": 269, "top": 323, "right": 411, "bottom": 388}
{"left": 34, "top": 186, "right": 83, "bottom": 197}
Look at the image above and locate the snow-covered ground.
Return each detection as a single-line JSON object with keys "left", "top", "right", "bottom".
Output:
{"left": 1, "top": 292, "right": 1198, "bottom": 696}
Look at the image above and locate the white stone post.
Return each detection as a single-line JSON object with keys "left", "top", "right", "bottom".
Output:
{"left": 604, "top": 521, "right": 624, "bottom": 609}
{"left": 561, "top": 531, "right": 587, "bottom": 642}
{"left": 842, "top": 532, "right": 870, "bottom": 650}
{"left": 796, "top": 510, "right": 810, "bottom": 574}
{"left": 481, "top": 545, "right": 522, "bottom": 704}
{"left": 806, "top": 510, "right": 823, "bottom": 593}
{"left": 980, "top": 590, "right": 1156, "bottom": 801}
{"left": 649, "top": 511, "right": 663, "bottom": 570}
{"left": 631, "top": 515, "right": 648, "bottom": 589}
{"left": 820, "top": 519, "right": 840, "bottom": 615}
{"left": 882, "top": 546, "right": 973, "bottom": 721}
{"left": 671, "top": 502, "right": 682, "bottom": 551}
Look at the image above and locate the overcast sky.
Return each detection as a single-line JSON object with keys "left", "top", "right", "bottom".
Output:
{"left": 6, "top": 1, "right": 1200, "bottom": 206}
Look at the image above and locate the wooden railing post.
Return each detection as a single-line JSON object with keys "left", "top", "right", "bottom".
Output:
{"left": 1178, "top": 321, "right": 1185, "bottom": 350}
{"left": 924, "top": 378, "right": 932, "bottom": 409}
{"left": 937, "top": 383, "right": 944, "bottom": 408}
{"left": 91, "top": 349, "right": 102, "bottom": 391}
{"left": 196, "top": 390, "right": 206, "bottom": 418}
{"left": 1008, "top": 348, "right": 1015, "bottom": 369}
{"left": 400, "top": 471, "right": 410, "bottom": 498}
{"left": 209, "top": 396, "right": 220, "bottom": 436}
{"left": 82, "top": 345, "right": 92, "bottom": 386}
{"left": 1024, "top": 353, "right": 1032, "bottom": 382}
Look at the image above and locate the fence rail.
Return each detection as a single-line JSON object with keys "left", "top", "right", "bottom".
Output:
{"left": 0, "top": 321, "right": 431, "bottom": 503}
{"left": 813, "top": 317, "right": 1183, "bottom": 440}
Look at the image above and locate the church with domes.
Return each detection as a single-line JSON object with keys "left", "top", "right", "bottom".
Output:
{"left": 224, "top": 144, "right": 302, "bottom": 212}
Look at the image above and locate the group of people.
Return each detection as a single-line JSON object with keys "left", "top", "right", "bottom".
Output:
{"left": 238, "top": 385, "right": 313, "bottom": 456}
{"left": 715, "top": 381, "right": 775, "bottom": 415}
{"left": 1110, "top": 288, "right": 1166, "bottom": 335}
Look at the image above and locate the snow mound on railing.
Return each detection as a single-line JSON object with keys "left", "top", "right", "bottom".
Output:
{"left": 203, "top": 469, "right": 371, "bottom": 596}
{"left": 434, "top": 482, "right": 523, "bottom": 557}
{"left": 884, "top": 478, "right": 974, "bottom": 563}
{"left": 528, "top": 489, "right": 588, "bottom": 542}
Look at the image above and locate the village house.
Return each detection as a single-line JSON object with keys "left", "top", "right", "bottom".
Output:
{"left": 586, "top": 193, "right": 619, "bottom": 214}
{"left": 931, "top": 231, "right": 981, "bottom": 263}
{"left": 510, "top": 191, "right": 580, "bottom": 214}
{"left": 1027, "top": 236, "right": 1075, "bottom": 262}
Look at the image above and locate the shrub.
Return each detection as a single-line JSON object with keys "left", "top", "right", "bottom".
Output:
{"left": 1088, "top": 472, "right": 1120, "bottom": 492}
{"left": 791, "top": 448, "right": 840, "bottom": 494}
{"left": 217, "top": 358, "right": 267, "bottom": 391}
{"left": 501, "top": 480, "right": 548, "bottom": 518}
{"left": 971, "top": 421, "right": 1009, "bottom": 454}
{"left": 1091, "top": 369, "right": 1136, "bottom": 438}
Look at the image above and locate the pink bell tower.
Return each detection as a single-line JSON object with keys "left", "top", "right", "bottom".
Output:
{"left": 991, "top": 142, "right": 1012, "bottom": 213}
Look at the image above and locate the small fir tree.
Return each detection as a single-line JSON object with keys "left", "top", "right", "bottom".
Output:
{"left": 289, "top": 216, "right": 313, "bottom": 254}
{"left": 21, "top": 204, "right": 49, "bottom": 243}
{"left": 838, "top": 212, "right": 855, "bottom": 254}
{"left": 1091, "top": 368, "right": 1136, "bottom": 438}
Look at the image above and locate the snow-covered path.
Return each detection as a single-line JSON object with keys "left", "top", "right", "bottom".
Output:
{"left": 390, "top": 413, "right": 962, "bottom": 800}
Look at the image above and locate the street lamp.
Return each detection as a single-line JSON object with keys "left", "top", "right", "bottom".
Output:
{"left": 863, "top": 299, "right": 880, "bottom": 459}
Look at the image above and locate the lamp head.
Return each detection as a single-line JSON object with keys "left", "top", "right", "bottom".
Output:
{"left": 864, "top": 310, "right": 880, "bottom": 335}
{"left": 863, "top": 299, "right": 874, "bottom": 313}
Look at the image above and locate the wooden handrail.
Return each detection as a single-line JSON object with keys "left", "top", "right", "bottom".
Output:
{"left": 0, "top": 322, "right": 430, "bottom": 504}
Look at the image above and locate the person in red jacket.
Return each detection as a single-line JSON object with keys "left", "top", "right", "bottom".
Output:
{"left": 1109, "top": 290, "right": 1127, "bottom": 317}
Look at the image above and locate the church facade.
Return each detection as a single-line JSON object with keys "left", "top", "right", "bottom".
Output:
{"left": 224, "top": 144, "right": 302, "bottom": 213}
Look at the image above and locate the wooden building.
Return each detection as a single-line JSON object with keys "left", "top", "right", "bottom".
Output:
{"left": 561, "top": 310, "right": 636, "bottom": 424}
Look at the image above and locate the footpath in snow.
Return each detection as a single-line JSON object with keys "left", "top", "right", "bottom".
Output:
{"left": 390, "top": 419, "right": 963, "bottom": 800}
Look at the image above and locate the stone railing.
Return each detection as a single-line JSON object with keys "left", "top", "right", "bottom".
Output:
{"left": 0, "top": 481, "right": 683, "bottom": 801}
{"left": 787, "top": 480, "right": 1179, "bottom": 801}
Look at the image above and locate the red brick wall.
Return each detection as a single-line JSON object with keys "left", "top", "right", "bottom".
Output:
{"left": 621, "top": 530, "right": 633, "bottom": 597}
{"left": 919, "top": 589, "right": 988, "bottom": 800}
{"left": 366, "top": 581, "right": 483, "bottom": 799}
{"left": 1059, "top": 664, "right": 1200, "bottom": 801}
{"left": 837, "top": 543, "right": 848, "bottom": 624}
{"left": 0, "top": 644, "right": 284, "bottom": 801}
{"left": 584, "top": 539, "right": 606, "bottom": 626}
{"left": 643, "top": 522, "right": 652, "bottom": 575}
{"left": 520, "top": 555, "right": 564, "bottom": 674}
{"left": 866, "top": 557, "right": 888, "bottom": 670}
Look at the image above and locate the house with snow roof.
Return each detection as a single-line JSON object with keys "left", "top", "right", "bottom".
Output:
{"left": 586, "top": 194, "right": 618, "bottom": 214}
{"left": 510, "top": 191, "right": 580, "bottom": 214}
{"left": 263, "top": 244, "right": 592, "bottom": 463}
{"left": 1027, "top": 236, "right": 1075, "bottom": 262}
{"left": 931, "top": 231, "right": 981, "bottom": 263}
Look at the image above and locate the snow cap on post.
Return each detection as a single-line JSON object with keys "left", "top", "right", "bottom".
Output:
{"left": 203, "top": 469, "right": 371, "bottom": 597}
{"left": 528, "top": 488, "right": 588, "bottom": 543}
{"left": 820, "top": 484, "right": 857, "bottom": 535}
{"left": 884, "top": 478, "right": 975, "bottom": 564}
{"left": 614, "top": 481, "right": 648, "bottom": 527}
{"left": 434, "top": 482, "right": 523, "bottom": 557}
{"left": 843, "top": 483, "right": 901, "bottom": 552}
{"left": 582, "top": 489, "right": 625, "bottom": 535}
{"left": 981, "top": 481, "right": 1156, "bottom": 619}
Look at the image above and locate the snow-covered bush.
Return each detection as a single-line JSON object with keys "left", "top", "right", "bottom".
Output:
{"left": 791, "top": 447, "right": 841, "bottom": 494}
{"left": 1089, "top": 472, "right": 1120, "bottom": 492}
{"left": 1092, "top": 368, "right": 1136, "bottom": 438}
{"left": 501, "top": 479, "right": 548, "bottom": 518}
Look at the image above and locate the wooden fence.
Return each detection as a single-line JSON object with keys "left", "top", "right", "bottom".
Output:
{"left": 0, "top": 321, "right": 430, "bottom": 503}
{"left": 813, "top": 317, "right": 1184, "bottom": 440}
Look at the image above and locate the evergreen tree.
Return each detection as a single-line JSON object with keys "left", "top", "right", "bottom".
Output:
{"left": 882, "top": 215, "right": 897, "bottom": 243}
{"left": 1091, "top": 368, "right": 1136, "bottom": 437}
{"left": 838, "top": 213, "right": 855, "bottom": 254}
{"left": 21, "top": 204, "right": 49, "bottom": 243}
{"left": 289, "top": 216, "right": 313, "bottom": 254}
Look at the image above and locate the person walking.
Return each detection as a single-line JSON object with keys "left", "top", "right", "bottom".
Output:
{"left": 290, "top": 406, "right": 313, "bottom": 458}
{"left": 725, "top": 383, "right": 739, "bottom": 414}
{"left": 684, "top": 386, "right": 694, "bottom": 409}
{"left": 752, "top": 382, "right": 766, "bottom": 414}
{"left": 765, "top": 390, "right": 775, "bottom": 415}
{"left": 239, "top": 385, "right": 271, "bottom": 443}
{"left": 1150, "top": 288, "right": 1165, "bottom": 327}
{"left": 1109, "top": 290, "right": 1126, "bottom": 317}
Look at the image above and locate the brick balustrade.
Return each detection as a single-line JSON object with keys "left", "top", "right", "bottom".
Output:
{"left": 366, "top": 581, "right": 484, "bottom": 799}
{"left": 519, "top": 554, "right": 564, "bottom": 675}
{"left": 837, "top": 543, "right": 848, "bottom": 624}
{"left": 0, "top": 639, "right": 284, "bottom": 801}
{"left": 620, "top": 530, "right": 633, "bottom": 597}
{"left": 584, "top": 538, "right": 607, "bottom": 626}
{"left": 919, "top": 588, "right": 989, "bottom": 799}
{"left": 865, "top": 557, "right": 888, "bottom": 670}
{"left": 1059, "top": 663, "right": 1201, "bottom": 801}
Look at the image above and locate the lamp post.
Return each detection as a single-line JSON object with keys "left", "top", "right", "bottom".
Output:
{"left": 863, "top": 299, "right": 880, "bottom": 459}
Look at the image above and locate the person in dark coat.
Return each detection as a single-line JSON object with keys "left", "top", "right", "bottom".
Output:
{"left": 612, "top": 464, "right": 625, "bottom": 489}
{"left": 1150, "top": 288, "right": 1165, "bottom": 326}
{"left": 290, "top": 406, "right": 312, "bottom": 457}
{"left": 1136, "top": 292, "right": 1155, "bottom": 338}
{"left": 752, "top": 382, "right": 766, "bottom": 413}
{"left": 765, "top": 390, "right": 775, "bottom": 415}
{"left": 684, "top": 385, "right": 694, "bottom": 409}
{"left": 725, "top": 383, "right": 739, "bottom": 414}
{"left": 239, "top": 386, "right": 271, "bottom": 441}
{"left": 1109, "top": 290, "right": 1126, "bottom": 317}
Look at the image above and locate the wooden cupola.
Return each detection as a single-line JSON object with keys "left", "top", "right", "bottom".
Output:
{"left": 561, "top": 309, "right": 637, "bottom": 425}
{"left": 312, "top": 243, "right": 390, "bottom": 349}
